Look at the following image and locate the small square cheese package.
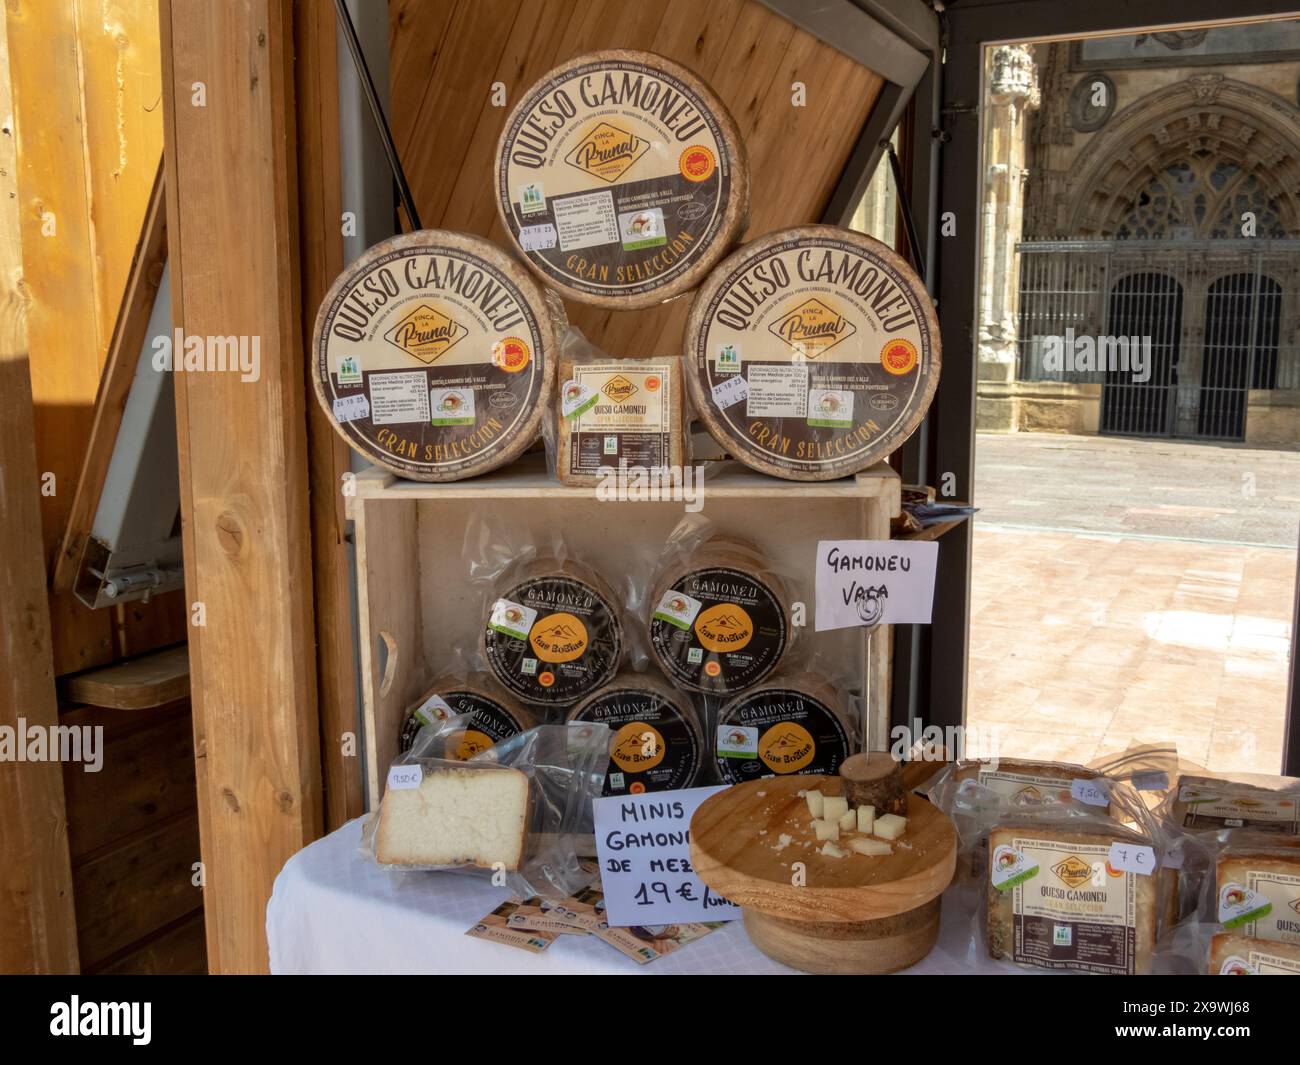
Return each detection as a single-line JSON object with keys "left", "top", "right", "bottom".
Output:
{"left": 365, "top": 719, "right": 611, "bottom": 902}
{"left": 983, "top": 808, "right": 1176, "bottom": 976}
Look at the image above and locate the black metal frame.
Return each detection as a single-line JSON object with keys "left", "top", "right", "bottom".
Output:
{"left": 933, "top": 0, "right": 1300, "bottom": 774}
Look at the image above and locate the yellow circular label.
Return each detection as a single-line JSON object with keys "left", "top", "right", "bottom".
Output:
{"left": 758, "top": 721, "right": 816, "bottom": 774}
{"left": 452, "top": 729, "right": 495, "bottom": 761}
{"left": 881, "top": 337, "right": 918, "bottom": 375}
{"left": 694, "top": 603, "right": 754, "bottom": 653}
{"left": 529, "top": 612, "right": 589, "bottom": 663}
{"left": 610, "top": 722, "right": 666, "bottom": 773}
{"left": 680, "top": 145, "right": 715, "bottom": 182}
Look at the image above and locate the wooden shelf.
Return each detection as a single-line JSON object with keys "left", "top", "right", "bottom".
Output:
{"left": 60, "top": 644, "right": 190, "bottom": 711}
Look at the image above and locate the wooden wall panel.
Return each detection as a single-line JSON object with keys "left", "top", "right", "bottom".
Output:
{"left": 160, "top": 0, "right": 322, "bottom": 973}
{"left": 0, "top": 17, "right": 79, "bottom": 974}
{"left": 387, "top": 0, "right": 884, "bottom": 358}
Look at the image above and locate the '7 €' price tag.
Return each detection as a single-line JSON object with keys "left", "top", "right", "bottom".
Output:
{"left": 1107, "top": 842, "right": 1156, "bottom": 875}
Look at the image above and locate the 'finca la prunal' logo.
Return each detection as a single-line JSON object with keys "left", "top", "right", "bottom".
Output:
{"left": 565, "top": 121, "right": 649, "bottom": 182}
{"left": 1052, "top": 855, "right": 1095, "bottom": 889}
{"left": 769, "top": 297, "right": 856, "bottom": 358}
{"left": 384, "top": 304, "right": 469, "bottom": 363}
{"left": 601, "top": 374, "right": 639, "bottom": 403}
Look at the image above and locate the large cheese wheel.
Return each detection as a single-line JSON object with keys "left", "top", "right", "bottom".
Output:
{"left": 495, "top": 50, "right": 749, "bottom": 309}
{"left": 713, "top": 673, "right": 855, "bottom": 785}
{"left": 686, "top": 225, "right": 940, "bottom": 480}
{"left": 312, "top": 231, "right": 557, "bottom": 481}
{"left": 567, "top": 671, "right": 703, "bottom": 795}
{"left": 647, "top": 536, "right": 789, "bottom": 695}
{"left": 398, "top": 673, "right": 535, "bottom": 758}
{"left": 483, "top": 559, "right": 623, "bottom": 707}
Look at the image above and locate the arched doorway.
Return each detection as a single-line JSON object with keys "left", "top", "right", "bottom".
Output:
{"left": 1102, "top": 272, "right": 1182, "bottom": 436}
{"left": 1199, "top": 273, "right": 1282, "bottom": 439}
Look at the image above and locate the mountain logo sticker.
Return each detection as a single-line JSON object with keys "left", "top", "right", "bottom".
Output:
{"left": 529, "top": 612, "right": 589, "bottom": 663}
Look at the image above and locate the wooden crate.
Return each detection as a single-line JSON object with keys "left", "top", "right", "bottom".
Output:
{"left": 350, "top": 455, "right": 901, "bottom": 805}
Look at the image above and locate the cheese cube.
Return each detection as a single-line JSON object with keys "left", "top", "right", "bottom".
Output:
{"left": 856, "top": 805, "right": 876, "bottom": 834}
{"left": 822, "top": 796, "right": 849, "bottom": 821}
{"left": 873, "top": 813, "right": 907, "bottom": 840}
{"left": 812, "top": 819, "right": 839, "bottom": 842}
{"left": 837, "top": 810, "right": 857, "bottom": 832}
{"left": 820, "top": 842, "right": 847, "bottom": 858}
{"left": 805, "top": 791, "right": 824, "bottom": 818}
{"left": 849, "top": 838, "right": 892, "bottom": 857}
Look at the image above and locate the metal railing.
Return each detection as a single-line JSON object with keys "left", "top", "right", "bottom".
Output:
{"left": 1014, "top": 239, "right": 1300, "bottom": 440}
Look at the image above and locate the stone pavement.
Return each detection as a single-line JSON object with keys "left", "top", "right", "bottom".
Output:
{"left": 967, "top": 433, "right": 1299, "bottom": 776}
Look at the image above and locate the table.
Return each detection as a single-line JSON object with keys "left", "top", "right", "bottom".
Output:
{"left": 268, "top": 818, "right": 1035, "bottom": 975}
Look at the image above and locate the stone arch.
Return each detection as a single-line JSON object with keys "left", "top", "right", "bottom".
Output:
{"left": 1064, "top": 75, "right": 1300, "bottom": 238}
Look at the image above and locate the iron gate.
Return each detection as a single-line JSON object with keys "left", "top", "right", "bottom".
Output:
{"left": 1015, "top": 239, "right": 1299, "bottom": 441}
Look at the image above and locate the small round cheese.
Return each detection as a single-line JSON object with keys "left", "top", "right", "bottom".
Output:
{"left": 686, "top": 225, "right": 940, "bottom": 480}
{"left": 568, "top": 672, "right": 703, "bottom": 795}
{"left": 496, "top": 50, "right": 749, "bottom": 309}
{"left": 312, "top": 230, "right": 557, "bottom": 481}
{"left": 714, "top": 674, "right": 855, "bottom": 785}
{"left": 647, "top": 536, "right": 789, "bottom": 695}
{"left": 398, "top": 674, "right": 534, "bottom": 757}
{"left": 483, "top": 560, "right": 623, "bottom": 706}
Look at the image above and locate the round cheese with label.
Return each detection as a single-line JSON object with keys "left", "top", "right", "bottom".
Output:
{"left": 398, "top": 674, "right": 534, "bottom": 757}
{"left": 312, "top": 230, "right": 557, "bottom": 481}
{"left": 495, "top": 50, "right": 749, "bottom": 309}
{"left": 685, "top": 225, "right": 940, "bottom": 480}
{"left": 714, "top": 674, "right": 855, "bottom": 785}
{"left": 647, "top": 536, "right": 789, "bottom": 695}
{"left": 483, "top": 560, "right": 623, "bottom": 706}
{"left": 568, "top": 672, "right": 703, "bottom": 796}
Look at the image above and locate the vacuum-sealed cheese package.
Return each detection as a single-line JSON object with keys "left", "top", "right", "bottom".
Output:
{"left": 367, "top": 721, "right": 611, "bottom": 901}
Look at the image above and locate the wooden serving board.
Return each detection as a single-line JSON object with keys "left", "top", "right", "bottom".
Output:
{"left": 690, "top": 775, "right": 956, "bottom": 973}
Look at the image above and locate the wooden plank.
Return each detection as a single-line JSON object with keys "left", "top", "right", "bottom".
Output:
{"left": 5, "top": 0, "right": 115, "bottom": 674}
{"left": 0, "top": 14, "right": 79, "bottom": 975}
{"left": 71, "top": 812, "right": 202, "bottom": 969}
{"left": 61, "top": 700, "right": 197, "bottom": 860}
{"left": 60, "top": 644, "right": 190, "bottom": 711}
{"left": 92, "top": 910, "right": 207, "bottom": 975}
{"left": 113, "top": 589, "right": 190, "bottom": 659}
{"left": 52, "top": 161, "right": 168, "bottom": 593}
{"left": 294, "top": 0, "right": 363, "bottom": 829}
{"left": 159, "top": 0, "right": 323, "bottom": 973}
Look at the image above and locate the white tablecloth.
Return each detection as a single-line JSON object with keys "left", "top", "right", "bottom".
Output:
{"left": 268, "top": 817, "right": 1027, "bottom": 975}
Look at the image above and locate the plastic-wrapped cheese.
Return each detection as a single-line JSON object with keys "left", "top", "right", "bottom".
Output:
{"left": 556, "top": 354, "right": 687, "bottom": 486}
{"left": 686, "top": 225, "right": 939, "bottom": 480}
{"left": 1210, "top": 932, "right": 1300, "bottom": 975}
{"left": 483, "top": 559, "right": 622, "bottom": 706}
{"left": 496, "top": 50, "right": 748, "bottom": 309}
{"left": 398, "top": 673, "right": 535, "bottom": 758}
{"left": 713, "top": 673, "right": 854, "bottom": 785}
{"left": 567, "top": 672, "right": 703, "bottom": 795}
{"left": 312, "top": 230, "right": 557, "bottom": 481}
{"left": 1216, "top": 845, "right": 1300, "bottom": 945}
{"left": 647, "top": 536, "right": 789, "bottom": 695}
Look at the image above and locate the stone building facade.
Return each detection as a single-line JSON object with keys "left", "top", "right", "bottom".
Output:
{"left": 977, "top": 25, "right": 1300, "bottom": 445}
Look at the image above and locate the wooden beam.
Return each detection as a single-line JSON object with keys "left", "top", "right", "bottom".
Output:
{"left": 159, "top": 0, "right": 322, "bottom": 973}
{"left": 52, "top": 161, "right": 169, "bottom": 594}
{"left": 0, "top": 16, "right": 79, "bottom": 975}
{"left": 293, "top": 0, "right": 364, "bottom": 828}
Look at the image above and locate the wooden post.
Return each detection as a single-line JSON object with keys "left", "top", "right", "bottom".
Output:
{"left": 159, "top": 0, "right": 323, "bottom": 973}
{"left": 0, "top": 20, "right": 79, "bottom": 975}
{"left": 294, "top": 0, "right": 365, "bottom": 828}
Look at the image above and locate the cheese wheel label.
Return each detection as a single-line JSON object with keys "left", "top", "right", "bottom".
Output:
{"left": 1223, "top": 871, "right": 1300, "bottom": 943}
{"left": 1180, "top": 783, "right": 1299, "bottom": 834}
{"left": 398, "top": 689, "right": 527, "bottom": 754}
{"left": 571, "top": 687, "right": 702, "bottom": 795}
{"left": 688, "top": 228, "right": 939, "bottom": 479}
{"left": 649, "top": 566, "right": 786, "bottom": 694}
{"left": 563, "top": 362, "right": 674, "bottom": 476}
{"left": 485, "top": 575, "right": 621, "bottom": 705}
{"left": 714, "top": 688, "right": 850, "bottom": 784}
{"left": 499, "top": 54, "right": 739, "bottom": 303}
{"left": 314, "top": 235, "right": 550, "bottom": 480}
{"left": 1001, "top": 836, "right": 1140, "bottom": 974}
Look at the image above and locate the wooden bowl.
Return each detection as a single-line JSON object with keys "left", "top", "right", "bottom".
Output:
{"left": 690, "top": 775, "right": 956, "bottom": 973}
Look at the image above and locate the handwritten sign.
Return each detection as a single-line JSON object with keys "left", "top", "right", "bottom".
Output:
{"left": 592, "top": 786, "right": 740, "bottom": 926}
{"left": 814, "top": 540, "right": 938, "bottom": 631}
